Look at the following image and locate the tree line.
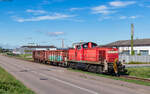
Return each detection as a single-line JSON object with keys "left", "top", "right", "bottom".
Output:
{"left": 0, "top": 47, "right": 11, "bottom": 53}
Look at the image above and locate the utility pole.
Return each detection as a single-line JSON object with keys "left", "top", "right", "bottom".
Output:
{"left": 131, "top": 23, "right": 134, "bottom": 55}
{"left": 62, "top": 39, "right": 64, "bottom": 48}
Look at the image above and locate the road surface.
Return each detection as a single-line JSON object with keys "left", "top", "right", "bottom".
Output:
{"left": 0, "top": 55, "right": 149, "bottom": 94}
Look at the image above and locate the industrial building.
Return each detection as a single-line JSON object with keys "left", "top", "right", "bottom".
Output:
{"left": 105, "top": 38, "right": 150, "bottom": 55}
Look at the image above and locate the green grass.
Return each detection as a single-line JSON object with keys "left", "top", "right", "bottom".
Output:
{"left": 0, "top": 66, "right": 35, "bottom": 94}
{"left": 17, "top": 54, "right": 33, "bottom": 61}
{"left": 128, "top": 61, "right": 150, "bottom": 64}
{"left": 4, "top": 53, "right": 33, "bottom": 62}
{"left": 68, "top": 68, "right": 150, "bottom": 86}
{"left": 127, "top": 67, "right": 150, "bottom": 78}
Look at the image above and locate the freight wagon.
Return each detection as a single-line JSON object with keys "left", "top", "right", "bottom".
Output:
{"left": 45, "top": 49, "right": 68, "bottom": 66}
{"left": 33, "top": 42, "right": 125, "bottom": 75}
{"left": 33, "top": 49, "right": 68, "bottom": 66}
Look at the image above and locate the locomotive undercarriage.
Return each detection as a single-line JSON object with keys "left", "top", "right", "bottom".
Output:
{"left": 33, "top": 58, "right": 126, "bottom": 75}
{"left": 67, "top": 61, "right": 125, "bottom": 75}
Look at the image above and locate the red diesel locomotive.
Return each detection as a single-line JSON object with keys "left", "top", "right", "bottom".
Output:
{"left": 33, "top": 42, "right": 125, "bottom": 75}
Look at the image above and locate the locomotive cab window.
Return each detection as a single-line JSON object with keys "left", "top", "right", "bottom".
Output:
{"left": 77, "top": 45, "right": 82, "bottom": 50}
{"left": 83, "top": 44, "right": 88, "bottom": 48}
{"left": 92, "top": 43, "right": 97, "bottom": 48}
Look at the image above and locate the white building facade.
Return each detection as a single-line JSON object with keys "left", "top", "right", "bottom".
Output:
{"left": 105, "top": 39, "right": 150, "bottom": 55}
{"left": 119, "top": 46, "right": 150, "bottom": 55}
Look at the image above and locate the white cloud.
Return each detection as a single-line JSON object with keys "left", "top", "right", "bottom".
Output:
{"left": 70, "top": 19, "right": 85, "bottom": 22}
{"left": 7, "top": 11, "right": 14, "bottom": 14}
{"left": 92, "top": 5, "right": 116, "bottom": 15}
{"left": 99, "top": 16, "right": 112, "bottom": 21}
{"left": 26, "top": 9, "right": 47, "bottom": 14}
{"left": 92, "top": 5, "right": 107, "bottom": 11}
{"left": 42, "top": 0, "right": 65, "bottom": 5}
{"left": 120, "top": 16, "right": 127, "bottom": 19}
{"left": 109, "top": 1, "right": 136, "bottom": 7}
{"left": 35, "top": 30, "right": 65, "bottom": 37}
{"left": 15, "top": 13, "right": 75, "bottom": 22}
{"left": 42, "top": 0, "right": 51, "bottom": 5}
{"left": 92, "top": 1, "right": 136, "bottom": 16}
{"left": 129, "top": 16, "right": 138, "bottom": 19}
{"left": 119, "top": 15, "right": 140, "bottom": 20}
{"left": 69, "top": 8, "right": 85, "bottom": 11}
{"left": 47, "top": 32, "right": 64, "bottom": 37}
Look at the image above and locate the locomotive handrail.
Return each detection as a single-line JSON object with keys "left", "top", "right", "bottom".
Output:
{"left": 113, "top": 58, "right": 118, "bottom": 75}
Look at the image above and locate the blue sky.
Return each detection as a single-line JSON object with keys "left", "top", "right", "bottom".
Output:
{"left": 0, "top": 0, "right": 150, "bottom": 48}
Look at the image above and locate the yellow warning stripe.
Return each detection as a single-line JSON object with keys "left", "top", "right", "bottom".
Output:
{"left": 113, "top": 58, "right": 118, "bottom": 73}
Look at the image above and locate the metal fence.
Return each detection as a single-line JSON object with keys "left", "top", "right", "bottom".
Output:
{"left": 119, "top": 55, "right": 150, "bottom": 63}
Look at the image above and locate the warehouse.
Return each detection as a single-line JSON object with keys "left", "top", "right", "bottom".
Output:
{"left": 13, "top": 45, "right": 56, "bottom": 55}
{"left": 105, "top": 38, "right": 150, "bottom": 55}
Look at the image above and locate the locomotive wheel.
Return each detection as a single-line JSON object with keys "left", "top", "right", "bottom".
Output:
{"left": 35, "top": 59, "right": 38, "bottom": 63}
{"left": 88, "top": 65, "right": 96, "bottom": 73}
{"left": 43, "top": 60, "right": 45, "bottom": 64}
{"left": 34, "top": 59, "right": 36, "bottom": 63}
{"left": 69, "top": 63, "right": 73, "bottom": 68}
{"left": 59, "top": 63, "right": 64, "bottom": 67}
{"left": 96, "top": 66, "right": 103, "bottom": 74}
{"left": 37, "top": 59, "right": 39, "bottom": 63}
{"left": 69, "top": 63, "right": 76, "bottom": 69}
{"left": 63, "top": 63, "right": 68, "bottom": 68}
{"left": 50, "top": 62, "right": 53, "bottom": 65}
{"left": 71, "top": 63, "right": 75, "bottom": 69}
{"left": 58, "top": 63, "right": 62, "bottom": 67}
{"left": 44, "top": 61, "right": 46, "bottom": 64}
{"left": 84, "top": 64, "right": 89, "bottom": 71}
{"left": 56, "top": 63, "right": 59, "bottom": 66}
{"left": 88, "top": 65, "right": 92, "bottom": 72}
{"left": 93, "top": 65, "right": 97, "bottom": 73}
{"left": 67, "top": 62, "right": 70, "bottom": 68}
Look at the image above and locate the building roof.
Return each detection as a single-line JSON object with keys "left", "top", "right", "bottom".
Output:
{"left": 72, "top": 42, "right": 97, "bottom": 46}
{"left": 72, "top": 42, "right": 87, "bottom": 46}
{"left": 21, "top": 45, "right": 56, "bottom": 48}
{"left": 104, "top": 38, "right": 150, "bottom": 47}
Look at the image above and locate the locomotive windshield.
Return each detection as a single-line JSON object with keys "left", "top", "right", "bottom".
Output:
{"left": 92, "top": 43, "right": 97, "bottom": 48}
{"left": 74, "top": 42, "right": 98, "bottom": 49}
{"left": 77, "top": 45, "right": 82, "bottom": 49}
{"left": 83, "top": 44, "right": 88, "bottom": 48}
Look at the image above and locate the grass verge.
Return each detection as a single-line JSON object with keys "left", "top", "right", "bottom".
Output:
{"left": 3, "top": 52, "right": 33, "bottom": 62}
{"left": 128, "top": 61, "right": 150, "bottom": 64}
{"left": 0, "top": 66, "right": 35, "bottom": 94}
{"left": 127, "top": 67, "right": 150, "bottom": 78}
{"left": 68, "top": 68, "right": 150, "bottom": 86}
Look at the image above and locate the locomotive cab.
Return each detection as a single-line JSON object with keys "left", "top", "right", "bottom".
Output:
{"left": 75, "top": 42, "right": 97, "bottom": 49}
{"left": 74, "top": 42, "right": 97, "bottom": 61}
{"left": 69, "top": 42, "right": 125, "bottom": 74}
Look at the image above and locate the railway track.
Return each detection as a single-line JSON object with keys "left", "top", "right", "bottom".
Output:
{"left": 120, "top": 75, "right": 150, "bottom": 82}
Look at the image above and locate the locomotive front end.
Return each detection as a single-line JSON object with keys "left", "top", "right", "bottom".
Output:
{"left": 106, "top": 48, "right": 126, "bottom": 75}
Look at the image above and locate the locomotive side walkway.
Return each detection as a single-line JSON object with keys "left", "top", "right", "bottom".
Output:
{"left": 0, "top": 55, "right": 149, "bottom": 94}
